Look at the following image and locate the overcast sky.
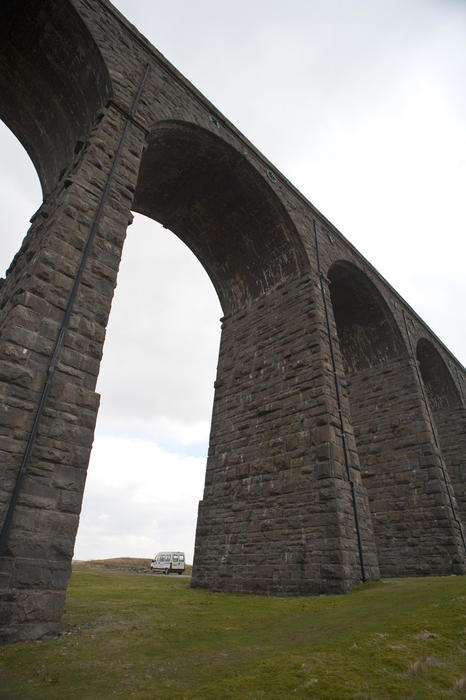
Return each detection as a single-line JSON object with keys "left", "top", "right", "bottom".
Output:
{"left": 1, "top": 0, "right": 465, "bottom": 564}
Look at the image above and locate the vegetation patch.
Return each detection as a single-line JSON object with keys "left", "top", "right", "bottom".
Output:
{"left": 0, "top": 571, "right": 464, "bottom": 699}
{"left": 72, "top": 557, "right": 153, "bottom": 572}
{"left": 72, "top": 558, "right": 193, "bottom": 575}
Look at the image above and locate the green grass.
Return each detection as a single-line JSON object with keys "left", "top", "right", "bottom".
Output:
{"left": 0, "top": 569, "right": 465, "bottom": 699}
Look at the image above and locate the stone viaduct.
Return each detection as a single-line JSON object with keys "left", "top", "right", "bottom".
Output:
{"left": 0, "top": 0, "right": 465, "bottom": 643}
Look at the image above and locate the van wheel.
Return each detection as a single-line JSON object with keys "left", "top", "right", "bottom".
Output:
{"left": 178, "top": 571, "right": 182, "bottom": 575}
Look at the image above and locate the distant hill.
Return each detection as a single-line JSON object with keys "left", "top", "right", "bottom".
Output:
{"left": 72, "top": 557, "right": 192, "bottom": 575}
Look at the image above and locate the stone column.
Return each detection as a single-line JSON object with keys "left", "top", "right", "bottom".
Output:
{"left": 434, "top": 407, "right": 466, "bottom": 527}
{"left": 192, "top": 273, "right": 379, "bottom": 595}
{"left": 0, "top": 104, "right": 146, "bottom": 642}
{"left": 345, "top": 355, "right": 465, "bottom": 576}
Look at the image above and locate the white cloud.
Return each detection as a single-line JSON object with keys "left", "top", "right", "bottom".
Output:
{"left": 74, "top": 436, "right": 206, "bottom": 563}
{"left": 0, "top": 123, "right": 42, "bottom": 275}
{"left": 94, "top": 214, "right": 222, "bottom": 434}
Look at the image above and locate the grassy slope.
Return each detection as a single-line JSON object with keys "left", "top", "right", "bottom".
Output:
{"left": 72, "top": 558, "right": 193, "bottom": 575}
{"left": 72, "top": 557, "right": 153, "bottom": 570}
{"left": 0, "top": 571, "right": 465, "bottom": 699}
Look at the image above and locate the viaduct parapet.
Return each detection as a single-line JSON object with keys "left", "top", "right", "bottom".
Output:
{"left": 0, "top": 0, "right": 465, "bottom": 643}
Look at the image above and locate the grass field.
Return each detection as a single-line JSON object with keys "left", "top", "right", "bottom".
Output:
{"left": 0, "top": 563, "right": 465, "bottom": 699}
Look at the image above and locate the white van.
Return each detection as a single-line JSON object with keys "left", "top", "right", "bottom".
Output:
{"left": 150, "top": 551, "right": 185, "bottom": 575}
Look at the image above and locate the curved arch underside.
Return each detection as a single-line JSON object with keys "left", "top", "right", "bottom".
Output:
{"left": 416, "top": 342, "right": 466, "bottom": 530}
{"left": 133, "top": 122, "right": 306, "bottom": 314}
{"left": 328, "top": 261, "right": 406, "bottom": 373}
{"left": 0, "top": 0, "right": 112, "bottom": 198}
{"left": 417, "top": 338, "right": 461, "bottom": 411}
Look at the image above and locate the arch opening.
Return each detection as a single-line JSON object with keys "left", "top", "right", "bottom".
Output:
{"left": 416, "top": 338, "right": 465, "bottom": 525}
{"left": 133, "top": 121, "right": 306, "bottom": 315}
{"left": 416, "top": 338, "right": 461, "bottom": 411}
{"left": 74, "top": 214, "right": 222, "bottom": 566}
{"left": 328, "top": 261, "right": 405, "bottom": 373}
{"left": 0, "top": 0, "right": 112, "bottom": 198}
{"left": 0, "top": 121, "right": 42, "bottom": 276}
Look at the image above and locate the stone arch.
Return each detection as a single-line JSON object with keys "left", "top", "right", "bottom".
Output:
{"left": 416, "top": 338, "right": 461, "bottom": 411}
{"left": 327, "top": 260, "right": 406, "bottom": 372}
{"left": 132, "top": 120, "right": 308, "bottom": 314}
{"left": 0, "top": 0, "right": 112, "bottom": 198}
{"left": 326, "top": 260, "right": 452, "bottom": 577}
{"left": 0, "top": 0, "right": 463, "bottom": 645}
{"left": 416, "top": 338, "right": 466, "bottom": 524}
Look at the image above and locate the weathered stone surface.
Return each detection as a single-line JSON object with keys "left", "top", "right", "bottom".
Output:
{"left": 0, "top": 0, "right": 464, "bottom": 643}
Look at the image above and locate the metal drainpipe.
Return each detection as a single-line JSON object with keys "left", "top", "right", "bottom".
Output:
{"left": 402, "top": 311, "right": 466, "bottom": 550}
{"left": 313, "top": 220, "right": 367, "bottom": 582}
{"left": 0, "top": 63, "right": 151, "bottom": 557}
